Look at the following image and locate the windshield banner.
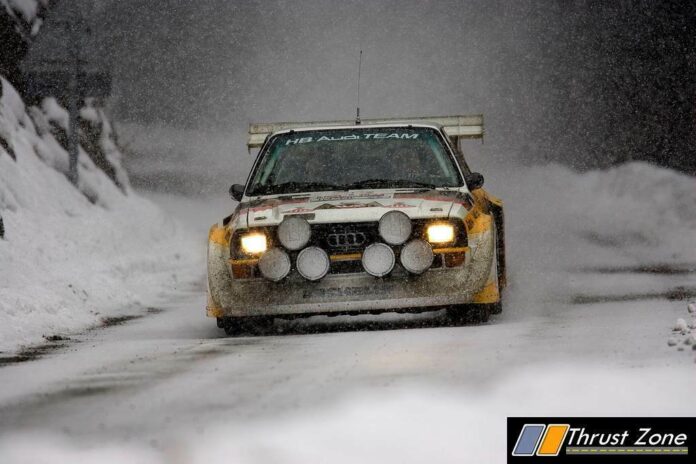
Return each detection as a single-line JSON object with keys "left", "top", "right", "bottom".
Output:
{"left": 285, "top": 133, "right": 420, "bottom": 145}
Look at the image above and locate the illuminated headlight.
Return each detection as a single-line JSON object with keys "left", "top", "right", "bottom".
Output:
{"left": 378, "top": 210, "right": 412, "bottom": 245}
{"left": 278, "top": 216, "right": 311, "bottom": 250}
{"left": 258, "top": 248, "right": 291, "bottom": 281}
{"left": 240, "top": 233, "right": 267, "bottom": 254}
{"left": 400, "top": 239, "right": 434, "bottom": 274}
{"left": 426, "top": 223, "right": 455, "bottom": 244}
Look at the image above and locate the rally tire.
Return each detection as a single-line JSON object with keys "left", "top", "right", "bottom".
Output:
{"left": 490, "top": 221, "right": 504, "bottom": 314}
{"left": 489, "top": 259, "right": 503, "bottom": 314}
{"left": 491, "top": 204, "right": 507, "bottom": 289}
{"left": 446, "top": 304, "right": 491, "bottom": 325}
{"left": 222, "top": 316, "right": 274, "bottom": 336}
{"left": 222, "top": 318, "right": 243, "bottom": 336}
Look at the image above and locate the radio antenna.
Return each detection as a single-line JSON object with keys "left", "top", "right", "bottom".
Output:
{"left": 355, "top": 50, "right": 363, "bottom": 125}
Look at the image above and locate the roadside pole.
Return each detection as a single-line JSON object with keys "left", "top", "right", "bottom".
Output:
{"left": 67, "top": 17, "right": 80, "bottom": 185}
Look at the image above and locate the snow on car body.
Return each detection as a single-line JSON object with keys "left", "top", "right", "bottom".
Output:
{"left": 207, "top": 115, "right": 506, "bottom": 333}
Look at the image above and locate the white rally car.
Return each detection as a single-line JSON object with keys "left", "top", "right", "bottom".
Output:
{"left": 207, "top": 115, "right": 506, "bottom": 334}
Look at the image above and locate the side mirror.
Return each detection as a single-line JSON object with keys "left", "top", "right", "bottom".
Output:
{"left": 465, "top": 172, "right": 484, "bottom": 190}
{"left": 229, "top": 184, "right": 245, "bottom": 201}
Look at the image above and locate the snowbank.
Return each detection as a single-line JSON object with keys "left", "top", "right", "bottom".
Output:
{"left": 0, "top": 78, "right": 200, "bottom": 352}
{"left": 569, "top": 162, "right": 696, "bottom": 263}
{"left": 493, "top": 160, "right": 696, "bottom": 266}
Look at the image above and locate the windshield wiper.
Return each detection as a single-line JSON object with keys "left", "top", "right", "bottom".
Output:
{"left": 251, "top": 181, "right": 343, "bottom": 196}
{"left": 341, "top": 179, "right": 438, "bottom": 190}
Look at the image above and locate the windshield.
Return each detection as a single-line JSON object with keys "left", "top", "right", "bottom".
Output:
{"left": 246, "top": 127, "right": 462, "bottom": 196}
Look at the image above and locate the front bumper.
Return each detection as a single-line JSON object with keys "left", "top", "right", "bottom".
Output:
{"left": 207, "top": 224, "right": 495, "bottom": 318}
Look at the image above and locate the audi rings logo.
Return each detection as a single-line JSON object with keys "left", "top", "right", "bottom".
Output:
{"left": 327, "top": 229, "right": 367, "bottom": 248}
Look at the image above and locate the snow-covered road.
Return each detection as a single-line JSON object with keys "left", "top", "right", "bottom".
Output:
{"left": 0, "top": 160, "right": 694, "bottom": 463}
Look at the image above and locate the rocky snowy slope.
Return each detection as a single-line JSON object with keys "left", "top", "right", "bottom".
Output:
{"left": 0, "top": 77, "right": 201, "bottom": 352}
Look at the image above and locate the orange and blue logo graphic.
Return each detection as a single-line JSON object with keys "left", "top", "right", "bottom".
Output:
{"left": 512, "top": 424, "right": 570, "bottom": 456}
{"left": 509, "top": 418, "right": 693, "bottom": 462}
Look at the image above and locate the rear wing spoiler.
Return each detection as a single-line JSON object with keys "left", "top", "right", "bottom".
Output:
{"left": 247, "top": 114, "right": 484, "bottom": 150}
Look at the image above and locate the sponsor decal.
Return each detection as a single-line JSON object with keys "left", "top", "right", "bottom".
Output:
{"left": 310, "top": 192, "right": 392, "bottom": 202}
{"left": 240, "top": 197, "right": 311, "bottom": 215}
{"left": 281, "top": 201, "right": 416, "bottom": 214}
{"left": 508, "top": 418, "right": 693, "bottom": 463}
{"left": 395, "top": 191, "right": 474, "bottom": 211}
{"left": 285, "top": 133, "right": 420, "bottom": 145}
{"left": 303, "top": 286, "right": 389, "bottom": 299}
{"left": 314, "top": 202, "right": 381, "bottom": 210}
{"left": 282, "top": 207, "right": 315, "bottom": 214}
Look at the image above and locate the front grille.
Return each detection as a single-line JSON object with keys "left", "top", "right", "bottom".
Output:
{"left": 329, "top": 260, "right": 364, "bottom": 274}
{"left": 311, "top": 222, "right": 379, "bottom": 253}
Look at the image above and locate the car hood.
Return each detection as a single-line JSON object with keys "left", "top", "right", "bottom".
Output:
{"left": 237, "top": 189, "right": 472, "bottom": 228}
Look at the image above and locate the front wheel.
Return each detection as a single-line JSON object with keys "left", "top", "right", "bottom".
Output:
{"left": 488, "top": 300, "right": 503, "bottom": 315}
{"left": 446, "top": 304, "right": 491, "bottom": 325}
{"left": 222, "top": 316, "right": 274, "bottom": 336}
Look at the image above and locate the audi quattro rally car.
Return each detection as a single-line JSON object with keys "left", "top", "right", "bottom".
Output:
{"left": 207, "top": 115, "right": 506, "bottom": 334}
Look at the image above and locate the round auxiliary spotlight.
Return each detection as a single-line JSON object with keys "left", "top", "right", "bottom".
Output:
{"left": 297, "top": 246, "right": 330, "bottom": 281}
{"left": 378, "top": 210, "right": 412, "bottom": 245}
{"left": 258, "top": 248, "right": 291, "bottom": 282}
{"left": 361, "top": 243, "right": 396, "bottom": 277}
{"left": 400, "top": 239, "right": 434, "bottom": 274}
{"left": 278, "top": 216, "right": 311, "bottom": 251}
